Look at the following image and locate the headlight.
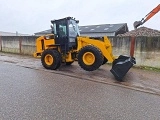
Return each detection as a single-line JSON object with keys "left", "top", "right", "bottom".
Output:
{"left": 44, "top": 35, "right": 50, "bottom": 40}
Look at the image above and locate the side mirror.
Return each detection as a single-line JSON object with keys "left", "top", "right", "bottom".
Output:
{"left": 76, "top": 20, "right": 79, "bottom": 23}
{"left": 50, "top": 24, "right": 53, "bottom": 29}
{"left": 50, "top": 25, "right": 54, "bottom": 34}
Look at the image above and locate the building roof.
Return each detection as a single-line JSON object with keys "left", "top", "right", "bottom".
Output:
{"left": 79, "top": 23, "right": 127, "bottom": 33}
{"left": 35, "top": 29, "right": 52, "bottom": 35}
{"left": 34, "top": 23, "right": 128, "bottom": 36}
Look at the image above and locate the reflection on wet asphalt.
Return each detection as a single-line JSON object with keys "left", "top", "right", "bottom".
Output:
{"left": 1, "top": 53, "right": 160, "bottom": 95}
{"left": 0, "top": 62, "right": 160, "bottom": 119}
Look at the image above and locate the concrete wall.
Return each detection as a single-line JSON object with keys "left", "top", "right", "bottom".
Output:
{"left": 0, "top": 36, "right": 37, "bottom": 55}
{"left": 135, "top": 37, "right": 160, "bottom": 68}
{"left": 20, "top": 36, "right": 37, "bottom": 55}
{"left": 109, "top": 36, "right": 160, "bottom": 68}
{"left": 0, "top": 36, "right": 160, "bottom": 68}
{"left": 1, "top": 36, "right": 20, "bottom": 53}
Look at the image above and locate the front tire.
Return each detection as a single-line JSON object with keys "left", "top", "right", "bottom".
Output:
{"left": 78, "top": 45, "right": 104, "bottom": 71}
{"left": 41, "top": 50, "right": 61, "bottom": 70}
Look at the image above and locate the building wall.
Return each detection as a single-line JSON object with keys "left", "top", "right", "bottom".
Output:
{"left": 0, "top": 36, "right": 160, "bottom": 68}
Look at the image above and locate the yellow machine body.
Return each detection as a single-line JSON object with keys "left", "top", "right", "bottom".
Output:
{"left": 34, "top": 35, "right": 115, "bottom": 63}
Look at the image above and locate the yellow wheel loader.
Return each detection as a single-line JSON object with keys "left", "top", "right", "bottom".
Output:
{"left": 34, "top": 17, "right": 136, "bottom": 81}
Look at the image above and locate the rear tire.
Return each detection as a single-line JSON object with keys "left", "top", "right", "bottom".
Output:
{"left": 78, "top": 45, "right": 103, "bottom": 71}
{"left": 41, "top": 50, "right": 61, "bottom": 70}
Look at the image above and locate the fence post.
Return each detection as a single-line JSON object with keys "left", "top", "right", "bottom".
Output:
{"left": 0, "top": 36, "right": 2, "bottom": 51}
{"left": 19, "top": 37, "right": 22, "bottom": 54}
{"left": 130, "top": 36, "right": 135, "bottom": 57}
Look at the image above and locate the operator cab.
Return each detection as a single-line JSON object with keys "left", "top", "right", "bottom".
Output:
{"left": 51, "top": 17, "right": 80, "bottom": 53}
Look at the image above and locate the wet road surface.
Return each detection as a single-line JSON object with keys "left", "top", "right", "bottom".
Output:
{"left": 0, "top": 53, "right": 160, "bottom": 95}
{"left": 0, "top": 61, "right": 160, "bottom": 119}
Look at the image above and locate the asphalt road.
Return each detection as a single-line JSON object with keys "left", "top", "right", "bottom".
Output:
{"left": 0, "top": 61, "right": 160, "bottom": 120}
{"left": 1, "top": 53, "right": 160, "bottom": 95}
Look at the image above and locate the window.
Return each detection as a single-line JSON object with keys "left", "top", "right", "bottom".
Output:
{"left": 59, "top": 25, "right": 66, "bottom": 36}
{"left": 69, "top": 20, "right": 80, "bottom": 37}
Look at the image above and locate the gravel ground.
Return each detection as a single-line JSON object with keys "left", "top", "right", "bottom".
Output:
{"left": 0, "top": 52, "right": 160, "bottom": 95}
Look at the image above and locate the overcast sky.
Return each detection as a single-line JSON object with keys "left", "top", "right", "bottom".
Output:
{"left": 0, "top": 0, "right": 159, "bottom": 35}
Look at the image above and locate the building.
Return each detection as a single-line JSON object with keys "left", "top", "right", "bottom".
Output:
{"left": 34, "top": 29, "right": 52, "bottom": 36}
{"left": 0, "top": 31, "right": 30, "bottom": 36}
{"left": 34, "top": 23, "right": 128, "bottom": 37}
{"left": 79, "top": 23, "right": 128, "bottom": 37}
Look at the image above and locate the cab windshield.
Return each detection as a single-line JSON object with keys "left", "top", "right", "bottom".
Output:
{"left": 69, "top": 20, "right": 80, "bottom": 37}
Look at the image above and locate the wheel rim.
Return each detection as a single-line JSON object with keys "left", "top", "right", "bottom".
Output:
{"left": 82, "top": 52, "right": 95, "bottom": 65}
{"left": 45, "top": 54, "right": 54, "bottom": 65}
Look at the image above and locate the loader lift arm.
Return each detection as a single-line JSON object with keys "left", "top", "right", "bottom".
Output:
{"left": 134, "top": 4, "right": 160, "bottom": 29}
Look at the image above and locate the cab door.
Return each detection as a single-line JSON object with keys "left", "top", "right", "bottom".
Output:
{"left": 54, "top": 20, "right": 69, "bottom": 53}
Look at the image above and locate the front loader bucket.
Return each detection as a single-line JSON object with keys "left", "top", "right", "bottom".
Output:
{"left": 110, "top": 55, "right": 136, "bottom": 81}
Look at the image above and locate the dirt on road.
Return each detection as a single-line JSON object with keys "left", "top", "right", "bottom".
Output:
{"left": 0, "top": 52, "right": 160, "bottom": 95}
